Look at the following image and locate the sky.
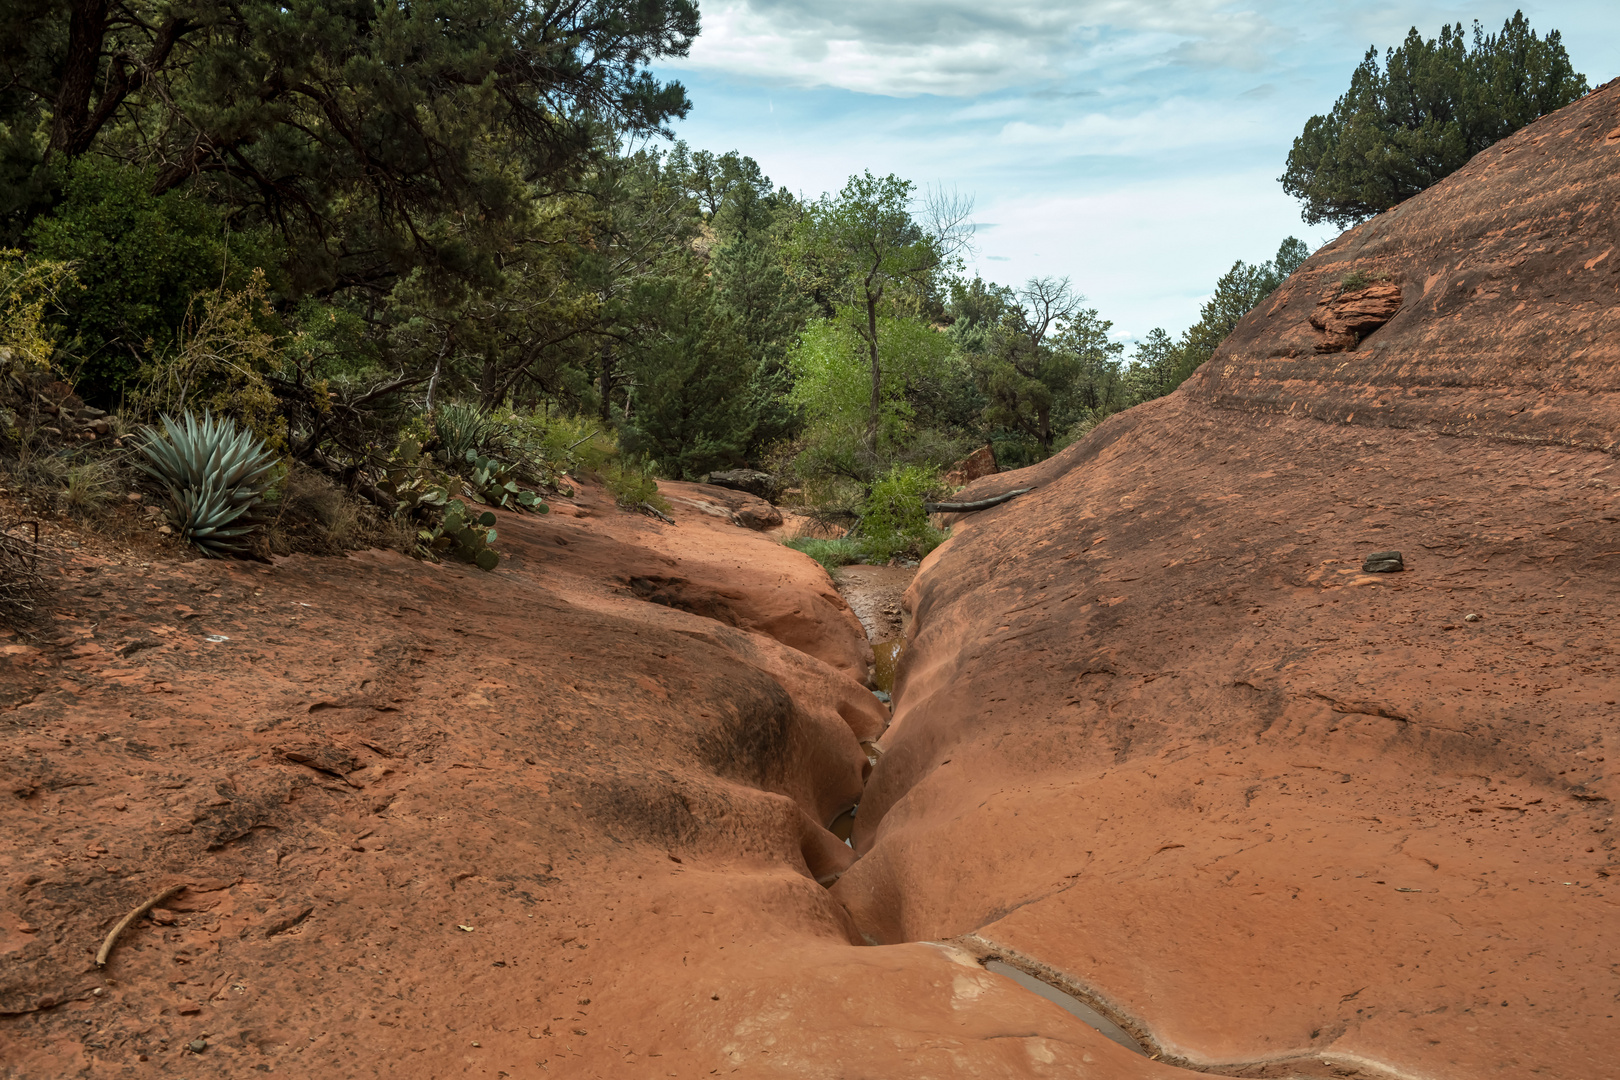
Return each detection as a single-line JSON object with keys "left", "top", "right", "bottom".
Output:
{"left": 651, "top": 1, "right": 1620, "bottom": 345}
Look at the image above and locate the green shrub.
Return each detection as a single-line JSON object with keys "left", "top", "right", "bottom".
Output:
{"left": 27, "top": 158, "right": 279, "bottom": 401}
{"left": 135, "top": 271, "right": 287, "bottom": 449}
{"left": 1337, "top": 270, "right": 1388, "bottom": 294}
{"left": 540, "top": 413, "right": 617, "bottom": 471}
{"left": 783, "top": 536, "right": 863, "bottom": 575}
{"left": 859, "top": 464, "right": 945, "bottom": 563}
{"left": 603, "top": 459, "right": 669, "bottom": 511}
{"left": 0, "top": 250, "right": 76, "bottom": 373}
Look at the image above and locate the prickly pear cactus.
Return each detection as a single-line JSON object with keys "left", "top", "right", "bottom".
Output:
{"left": 465, "top": 450, "right": 547, "bottom": 513}
{"left": 420, "top": 499, "right": 500, "bottom": 571}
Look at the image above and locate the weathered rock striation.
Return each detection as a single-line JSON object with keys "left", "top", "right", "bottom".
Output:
{"left": 834, "top": 81, "right": 1620, "bottom": 1078}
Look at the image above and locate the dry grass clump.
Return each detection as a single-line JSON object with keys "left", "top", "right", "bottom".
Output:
{"left": 0, "top": 518, "right": 44, "bottom": 629}
{"left": 259, "top": 464, "right": 389, "bottom": 557}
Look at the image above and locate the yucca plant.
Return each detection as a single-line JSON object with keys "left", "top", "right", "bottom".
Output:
{"left": 135, "top": 412, "right": 278, "bottom": 557}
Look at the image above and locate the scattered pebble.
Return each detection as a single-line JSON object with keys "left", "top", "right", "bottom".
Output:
{"left": 188, "top": 1038, "right": 207, "bottom": 1053}
{"left": 1464, "top": 612, "right": 1481, "bottom": 622}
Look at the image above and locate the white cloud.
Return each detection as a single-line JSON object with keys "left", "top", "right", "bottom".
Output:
{"left": 659, "top": 1, "right": 1620, "bottom": 336}
{"left": 961, "top": 174, "right": 1337, "bottom": 338}
{"left": 680, "top": 0, "right": 1297, "bottom": 97}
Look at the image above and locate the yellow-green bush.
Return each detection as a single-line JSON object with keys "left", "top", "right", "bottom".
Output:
{"left": 859, "top": 464, "right": 945, "bottom": 563}
{"left": 0, "top": 250, "right": 76, "bottom": 374}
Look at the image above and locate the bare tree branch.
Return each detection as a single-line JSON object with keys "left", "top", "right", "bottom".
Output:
{"left": 922, "top": 184, "right": 976, "bottom": 263}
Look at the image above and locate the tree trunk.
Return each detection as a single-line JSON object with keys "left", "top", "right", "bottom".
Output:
{"left": 478, "top": 351, "right": 500, "bottom": 411}
{"left": 599, "top": 350, "right": 615, "bottom": 421}
{"left": 864, "top": 294, "right": 881, "bottom": 453}
{"left": 48, "top": 0, "right": 112, "bottom": 159}
{"left": 1037, "top": 402, "right": 1053, "bottom": 458}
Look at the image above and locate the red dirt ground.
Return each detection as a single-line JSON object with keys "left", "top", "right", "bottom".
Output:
{"left": 1, "top": 478, "right": 1189, "bottom": 1078}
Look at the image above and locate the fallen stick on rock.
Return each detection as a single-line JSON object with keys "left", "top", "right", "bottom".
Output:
{"left": 924, "top": 487, "right": 1034, "bottom": 514}
{"left": 96, "top": 883, "right": 186, "bottom": 968}
{"left": 640, "top": 502, "right": 677, "bottom": 524}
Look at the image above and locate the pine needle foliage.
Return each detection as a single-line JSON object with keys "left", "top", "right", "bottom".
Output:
{"left": 136, "top": 412, "right": 278, "bottom": 557}
{"left": 1281, "top": 12, "right": 1586, "bottom": 227}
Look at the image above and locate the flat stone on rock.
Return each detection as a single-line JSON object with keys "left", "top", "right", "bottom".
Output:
{"left": 1363, "top": 550, "right": 1404, "bottom": 573}
{"left": 706, "top": 469, "right": 779, "bottom": 501}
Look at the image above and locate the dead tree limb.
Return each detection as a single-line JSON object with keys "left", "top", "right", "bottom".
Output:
{"left": 96, "top": 883, "right": 186, "bottom": 968}
{"left": 924, "top": 488, "right": 1034, "bottom": 514}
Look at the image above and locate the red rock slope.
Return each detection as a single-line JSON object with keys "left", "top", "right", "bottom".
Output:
{"left": 0, "top": 477, "right": 1197, "bottom": 1078}
{"left": 835, "top": 81, "right": 1620, "bottom": 1078}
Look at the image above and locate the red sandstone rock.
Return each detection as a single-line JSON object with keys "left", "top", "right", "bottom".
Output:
{"left": 8, "top": 76, "right": 1620, "bottom": 1080}
{"left": 834, "top": 81, "right": 1620, "bottom": 1079}
{"left": 944, "top": 444, "right": 998, "bottom": 488}
{"left": 664, "top": 479, "right": 785, "bottom": 531}
{"left": 0, "top": 473, "right": 1172, "bottom": 1078}
{"left": 1308, "top": 279, "right": 1402, "bottom": 351}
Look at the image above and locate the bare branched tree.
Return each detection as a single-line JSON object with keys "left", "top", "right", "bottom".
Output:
{"left": 922, "top": 184, "right": 976, "bottom": 264}
{"left": 1015, "top": 277, "right": 1081, "bottom": 347}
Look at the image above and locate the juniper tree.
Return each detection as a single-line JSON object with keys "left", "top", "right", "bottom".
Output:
{"left": 1281, "top": 11, "right": 1586, "bottom": 227}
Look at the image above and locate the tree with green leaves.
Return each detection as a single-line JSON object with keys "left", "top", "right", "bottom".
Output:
{"left": 25, "top": 157, "right": 287, "bottom": 397}
{"left": 1123, "top": 327, "right": 1178, "bottom": 405}
{"left": 1281, "top": 11, "right": 1586, "bottom": 227}
{"left": 945, "top": 276, "right": 1014, "bottom": 357}
{"left": 710, "top": 182, "right": 811, "bottom": 455}
{"left": 619, "top": 270, "right": 755, "bottom": 479}
{"left": 1171, "top": 237, "right": 1307, "bottom": 384}
{"left": 787, "top": 172, "right": 968, "bottom": 453}
{"left": 974, "top": 277, "right": 1124, "bottom": 460}
{"left": 1128, "top": 237, "right": 1308, "bottom": 401}
{"left": 668, "top": 144, "right": 771, "bottom": 220}
{"left": 786, "top": 313, "right": 961, "bottom": 484}
{"left": 976, "top": 277, "right": 1076, "bottom": 458}
{"left": 2, "top": 0, "right": 699, "bottom": 285}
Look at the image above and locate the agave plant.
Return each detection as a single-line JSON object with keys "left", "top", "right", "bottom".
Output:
{"left": 135, "top": 412, "right": 278, "bottom": 557}
{"left": 432, "top": 401, "right": 499, "bottom": 462}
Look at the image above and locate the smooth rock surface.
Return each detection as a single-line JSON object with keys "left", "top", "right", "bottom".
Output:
{"left": 834, "top": 81, "right": 1620, "bottom": 1079}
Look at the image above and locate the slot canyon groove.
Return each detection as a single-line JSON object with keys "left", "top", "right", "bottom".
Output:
{"left": 3, "top": 80, "right": 1619, "bottom": 1080}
